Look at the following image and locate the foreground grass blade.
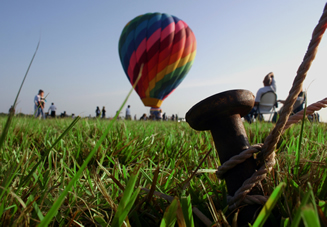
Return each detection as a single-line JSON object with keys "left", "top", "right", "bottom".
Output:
{"left": 111, "top": 170, "right": 140, "bottom": 227}
{"left": 160, "top": 197, "right": 179, "bottom": 227}
{"left": 38, "top": 65, "right": 144, "bottom": 226}
{"left": 290, "top": 190, "right": 311, "bottom": 227}
{"left": 294, "top": 100, "right": 307, "bottom": 177}
{"left": 252, "top": 182, "right": 286, "bottom": 227}
{"left": 0, "top": 41, "right": 40, "bottom": 151}
{"left": 181, "top": 195, "right": 194, "bottom": 227}
{"left": 301, "top": 205, "right": 321, "bottom": 227}
{"left": 308, "top": 183, "right": 319, "bottom": 220}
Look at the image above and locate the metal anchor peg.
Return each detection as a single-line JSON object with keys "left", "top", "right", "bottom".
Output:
{"left": 186, "top": 89, "right": 265, "bottom": 225}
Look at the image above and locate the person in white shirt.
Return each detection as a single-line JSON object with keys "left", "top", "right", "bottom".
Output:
{"left": 125, "top": 105, "right": 131, "bottom": 120}
{"left": 34, "top": 89, "right": 45, "bottom": 119}
{"left": 244, "top": 72, "right": 277, "bottom": 123}
{"left": 48, "top": 103, "right": 57, "bottom": 118}
{"left": 254, "top": 72, "right": 276, "bottom": 105}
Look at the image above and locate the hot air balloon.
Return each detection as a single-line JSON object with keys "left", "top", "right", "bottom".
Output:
{"left": 118, "top": 13, "right": 196, "bottom": 108}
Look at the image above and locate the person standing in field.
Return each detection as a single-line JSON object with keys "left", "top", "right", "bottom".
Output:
{"left": 163, "top": 112, "right": 166, "bottom": 121}
{"left": 48, "top": 102, "right": 57, "bottom": 118}
{"left": 95, "top": 106, "right": 101, "bottom": 117}
{"left": 157, "top": 109, "right": 163, "bottom": 120}
{"left": 34, "top": 89, "right": 45, "bottom": 119}
{"left": 125, "top": 105, "right": 131, "bottom": 120}
{"left": 102, "top": 106, "right": 106, "bottom": 118}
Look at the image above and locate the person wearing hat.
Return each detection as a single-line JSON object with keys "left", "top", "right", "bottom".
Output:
{"left": 244, "top": 72, "right": 277, "bottom": 123}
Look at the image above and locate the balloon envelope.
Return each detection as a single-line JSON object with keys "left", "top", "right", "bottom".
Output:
{"left": 118, "top": 13, "right": 196, "bottom": 108}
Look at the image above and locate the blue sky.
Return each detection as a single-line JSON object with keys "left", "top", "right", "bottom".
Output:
{"left": 1, "top": 1, "right": 327, "bottom": 121}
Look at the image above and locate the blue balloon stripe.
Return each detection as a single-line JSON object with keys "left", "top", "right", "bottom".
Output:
{"left": 134, "top": 20, "right": 148, "bottom": 42}
{"left": 161, "top": 14, "right": 176, "bottom": 30}
{"left": 119, "top": 26, "right": 137, "bottom": 64}
{"left": 120, "top": 25, "right": 147, "bottom": 76}
{"left": 119, "top": 15, "right": 148, "bottom": 69}
{"left": 123, "top": 41, "right": 135, "bottom": 72}
{"left": 121, "top": 32, "right": 135, "bottom": 75}
{"left": 147, "top": 19, "right": 162, "bottom": 40}
{"left": 148, "top": 13, "right": 162, "bottom": 29}
{"left": 119, "top": 15, "right": 144, "bottom": 46}
{"left": 134, "top": 28, "right": 147, "bottom": 52}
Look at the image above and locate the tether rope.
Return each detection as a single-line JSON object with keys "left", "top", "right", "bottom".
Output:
{"left": 283, "top": 97, "right": 327, "bottom": 132}
{"left": 216, "top": 3, "right": 327, "bottom": 209}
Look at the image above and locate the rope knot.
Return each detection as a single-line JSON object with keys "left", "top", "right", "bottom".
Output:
{"left": 216, "top": 143, "right": 263, "bottom": 180}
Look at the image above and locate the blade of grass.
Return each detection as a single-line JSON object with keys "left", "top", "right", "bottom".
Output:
{"left": 317, "top": 206, "right": 327, "bottom": 226}
{"left": 290, "top": 190, "right": 311, "bottom": 227}
{"left": 0, "top": 41, "right": 40, "bottom": 151}
{"left": 38, "top": 64, "right": 144, "bottom": 227}
{"left": 307, "top": 183, "right": 319, "bottom": 219}
{"left": 318, "top": 174, "right": 327, "bottom": 199}
{"left": 176, "top": 197, "right": 187, "bottom": 227}
{"left": 294, "top": 99, "right": 307, "bottom": 177}
{"left": 111, "top": 170, "right": 140, "bottom": 227}
{"left": 27, "top": 194, "right": 44, "bottom": 221}
{"left": 280, "top": 218, "right": 290, "bottom": 227}
{"left": 301, "top": 205, "right": 321, "bottom": 227}
{"left": 93, "top": 215, "right": 108, "bottom": 226}
{"left": 181, "top": 195, "right": 195, "bottom": 227}
{"left": 181, "top": 149, "right": 212, "bottom": 191}
{"left": 146, "top": 164, "right": 160, "bottom": 204}
{"left": 252, "top": 182, "right": 286, "bottom": 227}
{"left": 140, "top": 168, "right": 163, "bottom": 193}
{"left": 160, "top": 197, "right": 179, "bottom": 227}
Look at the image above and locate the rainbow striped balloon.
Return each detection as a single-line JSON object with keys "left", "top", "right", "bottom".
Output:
{"left": 118, "top": 13, "right": 196, "bottom": 108}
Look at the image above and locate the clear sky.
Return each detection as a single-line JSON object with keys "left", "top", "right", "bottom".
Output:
{"left": 1, "top": 1, "right": 327, "bottom": 121}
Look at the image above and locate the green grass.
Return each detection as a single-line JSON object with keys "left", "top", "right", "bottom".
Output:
{"left": 0, "top": 116, "right": 327, "bottom": 226}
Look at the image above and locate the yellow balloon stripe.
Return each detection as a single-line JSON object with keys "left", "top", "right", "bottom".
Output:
{"left": 141, "top": 97, "right": 163, "bottom": 108}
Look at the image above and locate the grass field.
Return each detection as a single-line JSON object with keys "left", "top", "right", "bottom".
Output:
{"left": 1, "top": 116, "right": 327, "bottom": 226}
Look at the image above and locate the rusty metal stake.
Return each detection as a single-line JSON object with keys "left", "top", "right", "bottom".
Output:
{"left": 186, "top": 89, "right": 264, "bottom": 225}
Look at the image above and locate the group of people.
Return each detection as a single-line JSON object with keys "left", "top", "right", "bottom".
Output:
{"left": 138, "top": 113, "right": 178, "bottom": 121}
{"left": 34, "top": 89, "right": 58, "bottom": 119}
{"left": 95, "top": 106, "right": 106, "bottom": 118}
{"left": 244, "top": 72, "right": 308, "bottom": 123}
{"left": 124, "top": 105, "right": 178, "bottom": 121}
{"left": 34, "top": 89, "right": 66, "bottom": 119}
